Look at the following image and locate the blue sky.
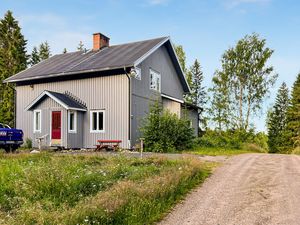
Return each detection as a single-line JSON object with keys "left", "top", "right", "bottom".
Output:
{"left": 1, "top": 0, "right": 300, "bottom": 131}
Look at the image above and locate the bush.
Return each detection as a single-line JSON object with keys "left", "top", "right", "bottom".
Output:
{"left": 195, "top": 129, "right": 268, "bottom": 152}
{"left": 141, "top": 101, "right": 194, "bottom": 152}
{"left": 23, "top": 138, "right": 32, "bottom": 149}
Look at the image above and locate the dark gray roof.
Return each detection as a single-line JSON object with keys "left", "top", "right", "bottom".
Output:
{"left": 5, "top": 37, "right": 168, "bottom": 83}
{"left": 26, "top": 90, "right": 87, "bottom": 111}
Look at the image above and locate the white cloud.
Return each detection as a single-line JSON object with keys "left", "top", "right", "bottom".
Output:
{"left": 224, "top": 0, "right": 271, "bottom": 9}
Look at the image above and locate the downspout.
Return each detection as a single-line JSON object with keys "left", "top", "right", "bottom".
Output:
{"left": 124, "top": 66, "right": 132, "bottom": 149}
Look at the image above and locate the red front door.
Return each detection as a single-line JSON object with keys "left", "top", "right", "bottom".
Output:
{"left": 52, "top": 111, "right": 61, "bottom": 140}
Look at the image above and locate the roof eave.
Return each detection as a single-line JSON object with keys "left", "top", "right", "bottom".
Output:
{"left": 5, "top": 65, "right": 133, "bottom": 84}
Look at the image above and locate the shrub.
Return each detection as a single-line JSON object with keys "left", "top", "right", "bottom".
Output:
{"left": 141, "top": 101, "right": 194, "bottom": 152}
{"left": 23, "top": 138, "right": 32, "bottom": 149}
{"left": 195, "top": 129, "right": 268, "bottom": 152}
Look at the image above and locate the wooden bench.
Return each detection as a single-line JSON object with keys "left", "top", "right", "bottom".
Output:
{"left": 95, "top": 140, "right": 122, "bottom": 151}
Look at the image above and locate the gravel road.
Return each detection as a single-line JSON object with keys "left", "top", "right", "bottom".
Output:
{"left": 160, "top": 153, "right": 300, "bottom": 225}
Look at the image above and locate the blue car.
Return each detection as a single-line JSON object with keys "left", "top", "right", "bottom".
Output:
{"left": 0, "top": 123, "right": 23, "bottom": 153}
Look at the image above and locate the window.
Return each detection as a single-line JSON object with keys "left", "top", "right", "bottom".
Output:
{"left": 33, "top": 110, "right": 41, "bottom": 133}
{"left": 150, "top": 69, "right": 161, "bottom": 92}
{"left": 68, "top": 111, "right": 77, "bottom": 133}
{"left": 135, "top": 67, "right": 141, "bottom": 80}
{"left": 90, "top": 110, "right": 105, "bottom": 133}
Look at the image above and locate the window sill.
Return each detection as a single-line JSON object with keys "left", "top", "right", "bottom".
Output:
{"left": 90, "top": 130, "right": 105, "bottom": 134}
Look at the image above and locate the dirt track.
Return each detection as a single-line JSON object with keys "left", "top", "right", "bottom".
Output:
{"left": 160, "top": 153, "right": 300, "bottom": 225}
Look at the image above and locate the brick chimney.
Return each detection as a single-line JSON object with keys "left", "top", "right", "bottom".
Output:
{"left": 93, "top": 33, "right": 110, "bottom": 50}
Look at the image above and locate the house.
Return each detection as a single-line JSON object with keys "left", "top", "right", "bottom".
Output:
{"left": 5, "top": 33, "right": 199, "bottom": 149}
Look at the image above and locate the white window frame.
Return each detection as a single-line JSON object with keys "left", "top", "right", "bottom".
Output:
{"left": 149, "top": 69, "right": 161, "bottom": 92}
{"left": 33, "top": 110, "right": 42, "bottom": 133}
{"left": 90, "top": 110, "right": 105, "bottom": 133}
{"left": 135, "top": 67, "right": 141, "bottom": 80}
{"left": 68, "top": 111, "right": 77, "bottom": 133}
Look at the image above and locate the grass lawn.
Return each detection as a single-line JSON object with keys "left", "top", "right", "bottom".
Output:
{"left": 186, "top": 147, "right": 266, "bottom": 156}
{"left": 0, "top": 153, "right": 212, "bottom": 225}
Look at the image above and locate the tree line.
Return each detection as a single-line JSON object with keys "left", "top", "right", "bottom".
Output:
{"left": 175, "top": 34, "right": 299, "bottom": 153}
{"left": 0, "top": 10, "right": 87, "bottom": 127}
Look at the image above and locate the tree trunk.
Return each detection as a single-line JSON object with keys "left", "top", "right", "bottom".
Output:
{"left": 239, "top": 86, "right": 243, "bottom": 129}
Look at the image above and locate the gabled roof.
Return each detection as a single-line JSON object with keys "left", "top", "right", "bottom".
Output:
{"left": 25, "top": 90, "right": 87, "bottom": 111}
{"left": 5, "top": 36, "right": 190, "bottom": 92}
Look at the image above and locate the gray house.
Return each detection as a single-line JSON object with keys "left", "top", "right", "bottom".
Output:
{"left": 5, "top": 33, "right": 199, "bottom": 149}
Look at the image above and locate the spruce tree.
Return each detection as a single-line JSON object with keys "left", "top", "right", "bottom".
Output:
{"left": 285, "top": 73, "right": 300, "bottom": 149}
{"left": 39, "top": 41, "right": 51, "bottom": 60}
{"left": 267, "top": 82, "right": 289, "bottom": 153}
{"left": 30, "top": 46, "right": 40, "bottom": 66}
{"left": 77, "top": 41, "right": 84, "bottom": 51}
{"left": 185, "top": 59, "right": 207, "bottom": 133}
{"left": 0, "top": 10, "right": 27, "bottom": 127}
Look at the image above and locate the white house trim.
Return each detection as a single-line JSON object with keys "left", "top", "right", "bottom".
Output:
{"left": 25, "top": 90, "right": 87, "bottom": 112}
{"left": 133, "top": 37, "right": 170, "bottom": 67}
{"left": 161, "top": 93, "right": 184, "bottom": 104}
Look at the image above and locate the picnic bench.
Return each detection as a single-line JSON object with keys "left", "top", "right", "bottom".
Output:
{"left": 95, "top": 140, "right": 122, "bottom": 151}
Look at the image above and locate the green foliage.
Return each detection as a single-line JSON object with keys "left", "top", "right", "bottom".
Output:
{"left": 174, "top": 44, "right": 187, "bottom": 73}
{"left": 63, "top": 48, "right": 67, "bottom": 54}
{"left": 195, "top": 129, "right": 268, "bottom": 152}
{"left": 184, "top": 59, "right": 207, "bottom": 132}
{"left": 267, "top": 82, "right": 290, "bottom": 153}
{"left": 30, "top": 42, "right": 52, "bottom": 66}
{"left": 23, "top": 138, "right": 32, "bottom": 149}
{"left": 285, "top": 73, "right": 300, "bottom": 149}
{"left": 77, "top": 40, "right": 85, "bottom": 51}
{"left": 0, "top": 10, "right": 28, "bottom": 127}
{"left": 209, "top": 33, "right": 277, "bottom": 131}
{"left": 0, "top": 153, "right": 211, "bottom": 225}
{"left": 38, "top": 41, "right": 51, "bottom": 60}
{"left": 29, "top": 46, "right": 40, "bottom": 66}
{"left": 141, "top": 101, "right": 194, "bottom": 152}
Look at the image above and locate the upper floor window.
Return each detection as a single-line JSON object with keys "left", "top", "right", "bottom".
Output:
{"left": 90, "top": 110, "right": 105, "bottom": 133}
{"left": 135, "top": 67, "right": 141, "bottom": 80}
{"left": 150, "top": 69, "right": 161, "bottom": 92}
{"left": 33, "top": 110, "right": 41, "bottom": 133}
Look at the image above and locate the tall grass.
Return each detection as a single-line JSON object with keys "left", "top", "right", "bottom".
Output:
{"left": 0, "top": 153, "right": 211, "bottom": 225}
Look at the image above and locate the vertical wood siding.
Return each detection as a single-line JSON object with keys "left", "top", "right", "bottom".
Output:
{"left": 16, "top": 74, "right": 129, "bottom": 149}
{"left": 130, "top": 45, "right": 185, "bottom": 145}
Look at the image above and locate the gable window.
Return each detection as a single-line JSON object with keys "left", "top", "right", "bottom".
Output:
{"left": 135, "top": 67, "right": 141, "bottom": 80}
{"left": 33, "top": 110, "right": 41, "bottom": 133}
{"left": 68, "top": 111, "right": 77, "bottom": 133}
{"left": 90, "top": 110, "right": 105, "bottom": 133}
{"left": 150, "top": 69, "right": 161, "bottom": 92}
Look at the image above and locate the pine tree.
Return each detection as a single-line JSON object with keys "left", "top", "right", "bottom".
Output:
{"left": 267, "top": 82, "right": 289, "bottom": 153}
{"left": 0, "top": 10, "right": 28, "bottom": 127}
{"left": 39, "top": 41, "right": 51, "bottom": 60}
{"left": 30, "top": 46, "right": 40, "bottom": 66}
{"left": 77, "top": 41, "right": 84, "bottom": 51}
{"left": 285, "top": 73, "right": 300, "bottom": 149}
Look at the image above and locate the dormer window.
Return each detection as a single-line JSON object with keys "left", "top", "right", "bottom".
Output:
{"left": 150, "top": 69, "right": 161, "bottom": 92}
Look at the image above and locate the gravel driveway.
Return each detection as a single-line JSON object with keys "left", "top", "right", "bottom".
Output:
{"left": 160, "top": 153, "right": 300, "bottom": 225}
